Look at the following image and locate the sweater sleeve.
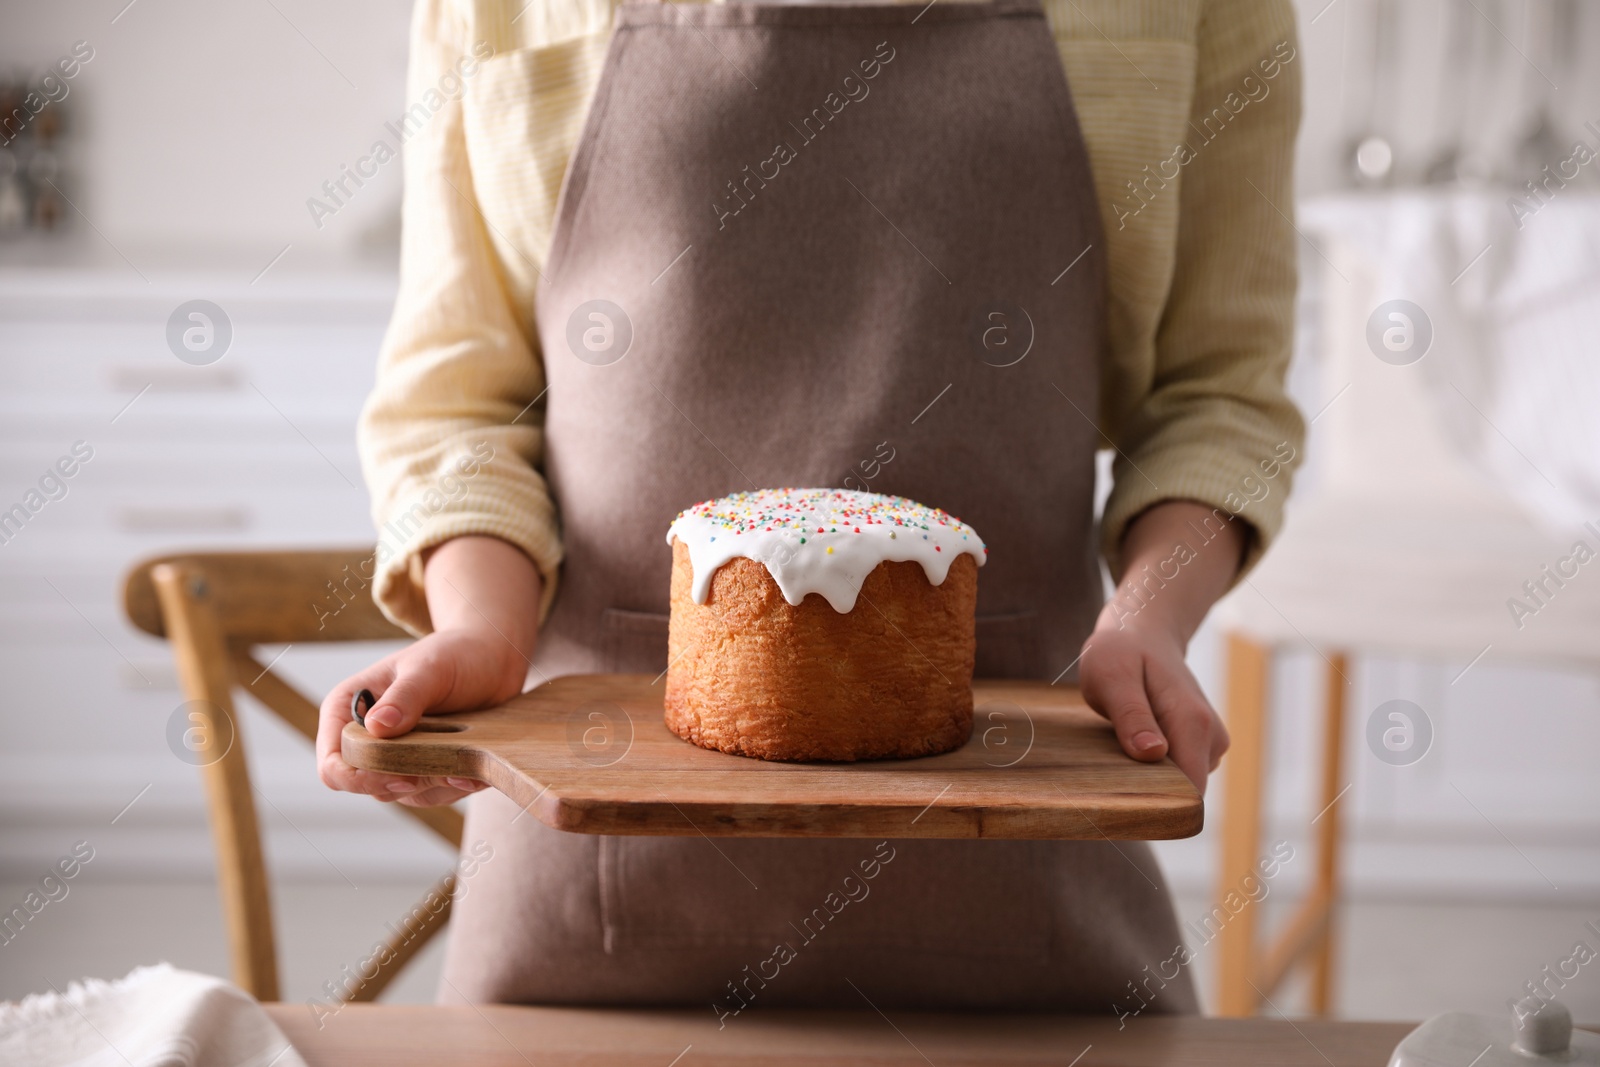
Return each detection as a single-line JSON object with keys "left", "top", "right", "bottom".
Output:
{"left": 1097, "top": 0, "right": 1307, "bottom": 584}
{"left": 357, "top": 0, "right": 563, "bottom": 636}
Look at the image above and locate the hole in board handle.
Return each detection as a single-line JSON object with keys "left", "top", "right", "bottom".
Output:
{"left": 410, "top": 719, "right": 468, "bottom": 734}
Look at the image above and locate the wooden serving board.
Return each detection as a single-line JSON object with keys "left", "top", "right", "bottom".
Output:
{"left": 342, "top": 674, "right": 1202, "bottom": 840}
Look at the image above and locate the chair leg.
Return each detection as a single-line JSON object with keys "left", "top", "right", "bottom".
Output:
{"left": 1214, "top": 633, "right": 1270, "bottom": 1016}
{"left": 153, "top": 564, "right": 280, "bottom": 1002}
{"left": 1307, "top": 653, "right": 1349, "bottom": 1016}
{"left": 344, "top": 874, "right": 456, "bottom": 1003}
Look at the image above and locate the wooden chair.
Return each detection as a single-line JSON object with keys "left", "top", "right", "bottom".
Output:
{"left": 1211, "top": 633, "right": 1348, "bottom": 1017}
{"left": 123, "top": 549, "right": 460, "bottom": 1003}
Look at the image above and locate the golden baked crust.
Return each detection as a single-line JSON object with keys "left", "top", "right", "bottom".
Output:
{"left": 664, "top": 538, "right": 976, "bottom": 761}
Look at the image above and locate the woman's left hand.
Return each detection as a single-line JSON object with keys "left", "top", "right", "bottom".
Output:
{"left": 1079, "top": 609, "right": 1229, "bottom": 792}
{"left": 1077, "top": 500, "right": 1247, "bottom": 792}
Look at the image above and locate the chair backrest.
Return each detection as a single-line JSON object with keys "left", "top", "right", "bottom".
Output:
{"left": 124, "top": 549, "right": 407, "bottom": 645}
{"left": 123, "top": 549, "right": 461, "bottom": 1003}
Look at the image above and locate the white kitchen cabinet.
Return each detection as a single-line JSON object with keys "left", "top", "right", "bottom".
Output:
{"left": 0, "top": 269, "right": 444, "bottom": 882}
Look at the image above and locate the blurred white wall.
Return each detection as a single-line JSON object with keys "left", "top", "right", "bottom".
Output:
{"left": 0, "top": 0, "right": 411, "bottom": 267}
{"left": 1294, "top": 0, "right": 1600, "bottom": 195}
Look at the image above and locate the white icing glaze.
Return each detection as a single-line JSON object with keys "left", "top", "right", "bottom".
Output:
{"left": 666, "top": 487, "right": 986, "bottom": 613}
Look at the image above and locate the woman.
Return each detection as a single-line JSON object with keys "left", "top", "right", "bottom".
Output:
{"left": 319, "top": 0, "right": 1304, "bottom": 1012}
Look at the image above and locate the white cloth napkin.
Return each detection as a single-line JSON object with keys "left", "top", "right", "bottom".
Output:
{"left": 0, "top": 964, "right": 307, "bottom": 1067}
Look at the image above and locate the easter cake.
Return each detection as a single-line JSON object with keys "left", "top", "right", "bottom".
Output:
{"left": 663, "top": 488, "right": 986, "bottom": 761}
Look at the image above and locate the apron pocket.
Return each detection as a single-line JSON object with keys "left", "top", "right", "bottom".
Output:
{"left": 602, "top": 607, "right": 670, "bottom": 674}
{"left": 975, "top": 610, "right": 1040, "bottom": 679}
{"left": 600, "top": 835, "right": 1054, "bottom": 961}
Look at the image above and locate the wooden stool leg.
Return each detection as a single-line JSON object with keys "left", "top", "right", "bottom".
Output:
{"left": 153, "top": 564, "right": 280, "bottom": 1001}
{"left": 1308, "top": 653, "right": 1349, "bottom": 1016}
{"left": 1215, "top": 633, "right": 1270, "bottom": 1016}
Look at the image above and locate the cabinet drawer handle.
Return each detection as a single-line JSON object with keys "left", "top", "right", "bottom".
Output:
{"left": 107, "top": 365, "right": 243, "bottom": 393}
{"left": 115, "top": 506, "right": 251, "bottom": 532}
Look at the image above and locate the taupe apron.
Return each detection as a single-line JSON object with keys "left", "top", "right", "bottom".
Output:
{"left": 441, "top": 0, "right": 1196, "bottom": 1013}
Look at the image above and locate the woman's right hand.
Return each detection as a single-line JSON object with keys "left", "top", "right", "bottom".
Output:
{"left": 317, "top": 535, "right": 543, "bottom": 808}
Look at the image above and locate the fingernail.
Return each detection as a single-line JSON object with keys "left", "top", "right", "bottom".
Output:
{"left": 386, "top": 780, "right": 419, "bottom": 793}
{"left": 446, "top": 777, "right": 478, "bottom": 790}
{"left": 1133, "top": 730, "right": 1165, "bottom": 752}
{"left": 368, "top": 707, "right": 402, "bottom": 730}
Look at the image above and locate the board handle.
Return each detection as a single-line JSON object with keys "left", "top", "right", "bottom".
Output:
{"left": 342, "top": 717, "right": 479, "bottom": 779}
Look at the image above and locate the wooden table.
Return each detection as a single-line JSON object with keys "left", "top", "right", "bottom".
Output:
{"left": 268, "top": 1004, "right": 1413, "bottom": 1066}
